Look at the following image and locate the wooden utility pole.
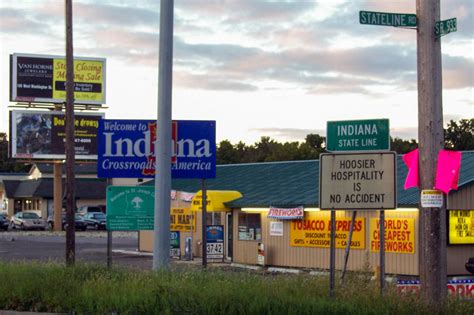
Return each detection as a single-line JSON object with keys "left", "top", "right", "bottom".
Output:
{"left": 416, "top": 0, "right": 446, "bottom": 304}
{"left": 65, "top": 0, "right": 76, "bottom": 266}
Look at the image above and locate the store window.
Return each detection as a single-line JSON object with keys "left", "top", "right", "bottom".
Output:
{"left": 238, "top": 213, "right": 262, "bottom": 241}
{"left": 22, "top": 199, "right": 40, "bottom": 211}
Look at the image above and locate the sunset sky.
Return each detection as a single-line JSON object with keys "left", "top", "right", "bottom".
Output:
{"left": 1, "top": 0, "right": 472, "bottom": 144}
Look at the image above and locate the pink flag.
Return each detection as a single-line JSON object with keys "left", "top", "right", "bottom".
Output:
{"left": 435, "top": 150, "right": 462, "bottom": 194}
{"left": 403, "top": 149, "right": 419, "bottom": 189}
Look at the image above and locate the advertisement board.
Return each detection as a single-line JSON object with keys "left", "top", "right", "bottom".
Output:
{"left": 449, "top": 210, "right": 474, "bottom": 244}
{"left": 9, "top": 110, "right": 103, "bottom": 160}
{"left": 370, "top": 218, "right": 415, "bottom": 254}
{"left": 97, "top": 119, "right": 216, "bottom": 178}
{"left": 10, "top": 53, "right": 106, "bottom": 105}
{"left": 170, "top": 231, "right": 180, "bottom": 259}
{"left": 206, "top": 225, "right": 224, "bottom": 259}
{"left": 290, "top": 212, "right": 365, "bottom": 249}
{"left": 170, "top": 207, "right": 195, "bottom": 232}
{"left": 397, "top": 279, "right": 474, "bottom": 299}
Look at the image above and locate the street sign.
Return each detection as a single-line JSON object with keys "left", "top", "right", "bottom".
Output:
{"left": 326, "top": 119, "right": 390, "bottom": 152}
{"left": 319, "top": 152, "right": 396, "bottom": 210}
{"left": 435, "top": 18, "right": 457, "bottom": 37}
{"left": 106, "top": 186, "right": 154, "bottom": 230}
{"left": 420, "top": 190, "right": 443, "bottom": 208}
{"left": 359, "top": 11, "right": 417, "bottom": 27}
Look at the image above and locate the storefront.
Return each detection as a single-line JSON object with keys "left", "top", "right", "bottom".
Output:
{"left": 139, "top": 152, "right": 474, "bottom": 276}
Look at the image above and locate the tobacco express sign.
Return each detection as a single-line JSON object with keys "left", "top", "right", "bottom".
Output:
{"left": 98, "top": 119, "right": 216, "bottom": 178}
{"left": 319, "top": 152, "right": 396, "bottom": 210}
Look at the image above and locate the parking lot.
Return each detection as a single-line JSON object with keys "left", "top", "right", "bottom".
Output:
{"left": 0, "top": 230, "right": 155, "bottom": 269}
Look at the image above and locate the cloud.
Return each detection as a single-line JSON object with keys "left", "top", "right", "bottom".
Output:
{"left": 249, "top": 127, "right": 326, "bottom": 142}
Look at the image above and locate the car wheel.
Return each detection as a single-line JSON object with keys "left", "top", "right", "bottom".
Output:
{"left": 20, "top": 223, "right": 25, "bottom": 231}
{"left": 81, "top": 227, "right": 87, "bottom": 232}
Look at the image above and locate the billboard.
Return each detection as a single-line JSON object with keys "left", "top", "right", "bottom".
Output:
{"left": 9, "top": 110, "right": 103, "bottom": 160}
{"left": 10, "top": 53, "right": 106, "bottom": 105}
{"left": 97, "top": 119, "right": 216, "bottom": 178}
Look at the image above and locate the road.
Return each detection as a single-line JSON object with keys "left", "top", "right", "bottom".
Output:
{"left": 0, "top": 231, "right": 153, "bottom": 269}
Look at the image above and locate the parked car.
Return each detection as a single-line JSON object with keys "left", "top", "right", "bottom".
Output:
{"left": 10, "top": 211, "right": 46, "bottom": 231}
{"left": 76, "top": 205, "right": 103, "bottom": 216}
{"left": 0, "top": 213, "right": 9, "bottom": 231}
{"left": 47, "top": 214, "right": 88, "bottom": 231}
{"left": 82, "top": 212, "right": 107, "bottom": 230}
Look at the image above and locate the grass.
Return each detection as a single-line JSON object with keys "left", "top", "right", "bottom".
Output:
{"left": 0, "top": 261, "right": 472, "bottom": 314}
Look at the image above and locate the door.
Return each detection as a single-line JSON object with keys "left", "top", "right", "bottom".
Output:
{"left": 226, "top": 212, "right": 233, "bottom": 261}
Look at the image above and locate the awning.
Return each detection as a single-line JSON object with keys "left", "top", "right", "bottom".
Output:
{"left": 191, "top": 190, "right": 242, "bottom": 212}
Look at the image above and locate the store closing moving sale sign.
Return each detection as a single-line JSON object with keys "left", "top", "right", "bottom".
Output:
{"left": 10, "top": 53, "right": 106, "bottom": 105}
{"left": 319, "top": 152, "right": 396, "bottom": 210}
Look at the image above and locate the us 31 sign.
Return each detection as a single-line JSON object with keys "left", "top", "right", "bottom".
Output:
{"left": 97, "top": 119, "right": 216, "bottom": 179}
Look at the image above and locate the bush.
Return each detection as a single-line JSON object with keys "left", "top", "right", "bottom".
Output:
{"left": 0, "top": 262, "right": 472, "bottom": 314}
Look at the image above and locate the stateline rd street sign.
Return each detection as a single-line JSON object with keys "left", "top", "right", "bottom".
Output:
{"left": 359, "top": 11, "right": 417, "bottom": 28}
{"left": 326, "top": 119, "right": 390, "bottom": 152}
{"left": 435, "top": 18, "right": 457, "bottom": 37}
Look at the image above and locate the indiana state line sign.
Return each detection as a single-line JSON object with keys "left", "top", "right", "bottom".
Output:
{"left": 97, "top": 119, "right": 216, "bottom": 178}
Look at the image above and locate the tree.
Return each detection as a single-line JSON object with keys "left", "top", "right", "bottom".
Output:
{"left": 0, "top": 132, "right": 30, "bottom": 172}
{"left": 390, "top": 137, "right": 418, "bottom": 154}
{"left": 444, "top": 119, "right": 474, "bottom": 150}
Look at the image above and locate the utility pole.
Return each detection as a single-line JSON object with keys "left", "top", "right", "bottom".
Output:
{"left": 416, "top": 0, "right": 446, "bottom": 304}
{"left": 153, "top": 0, "right": 174, "bottom": 270}
{"left": 65, "top": 0, "right": 76, "bottom": 266}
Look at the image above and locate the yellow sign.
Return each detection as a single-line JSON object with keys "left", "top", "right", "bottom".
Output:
{"left": 52, "top": 58, "right": 105, "bottom": 103}
{"left": 370, "top": 218, "right": 415, "bottom": 254}
{"left": 191, "top": 190, "right": 242, "bottom": 212}
{"left": 290, "top": 212, "right": 365, "bottom": 249}
{"left": 170, "top": 207, "right": 195, "bottom": 232}
{"left": 449, "top": 210, "right": 474, "bottom": 244}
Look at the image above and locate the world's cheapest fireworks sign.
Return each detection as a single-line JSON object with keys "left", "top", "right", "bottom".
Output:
{"left": 97, "top": 119, "right": 216, "bottom": 178}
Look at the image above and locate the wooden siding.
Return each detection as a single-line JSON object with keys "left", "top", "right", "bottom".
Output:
{"left": 233, "top": 209, "right": 419, "bottom": 275}
{"left": 448, "top": 185, "right": 474, "bottom": 210}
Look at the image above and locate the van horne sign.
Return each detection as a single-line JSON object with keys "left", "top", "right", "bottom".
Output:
{"left": 10, "top": 53, "right": 106, "bottom": 105}
{"left": 319, "top": 152, "right": 396, "bottom": 210}
{"left": 326, "top": 119, "right": 390, "bottom": 152}
{"left": 97, "top": 119, "right": 216, "bottom": 178}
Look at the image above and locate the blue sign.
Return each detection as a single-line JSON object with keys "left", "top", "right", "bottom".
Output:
{"left": 97, "top": 120, "right": 216, "bottom": 178}
{"left": 206, "top": 225, "right": 224, "bottom": 259}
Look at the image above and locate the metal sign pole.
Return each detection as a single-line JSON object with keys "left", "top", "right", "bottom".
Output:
{"left": 153, "top": 0, "right": 173, "bottom": 270}
{"left": 329, "top": 209, "right": 336, "bottom": 297}
{"left": 202, "top": 179, "right": 207, "bottom": 267}
{"left": 341, "top": 211, "right": 357, "bottom": 282}
{"left": 380, "top": 209, "right": 385, "bottom": 295}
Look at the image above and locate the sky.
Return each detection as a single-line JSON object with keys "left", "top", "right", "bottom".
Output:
{"left": 0, "top": 0, "right": 472, "bottom": 145}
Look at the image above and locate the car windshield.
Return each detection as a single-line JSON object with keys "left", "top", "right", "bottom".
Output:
{"left": 23, "top": 212, "right": 39, "bottom": 219}
{"left": 92, "top": 213, "right": 106, "bottom": 219}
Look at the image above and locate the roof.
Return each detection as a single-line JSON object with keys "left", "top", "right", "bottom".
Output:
{"left": 3, "top": 178, "right": 107, "bottom": 199}
{"left": 143, "top": 151, "right": 474, "bottom": 208}
{"left": 32, "top": 163, "right": 98, "bottom": 175}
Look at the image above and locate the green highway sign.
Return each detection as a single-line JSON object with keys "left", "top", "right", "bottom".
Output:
{"left": 326, "top": 119, "right": 390, "bottom": 152}
{"left": 106, "top": 186, "right": 155, "bottom": 231}
{"left": 359, "top": 11, "right": 417, "bottom": 28}
{"left": 435, "top": 18, "right": 457, "bottom": 37}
